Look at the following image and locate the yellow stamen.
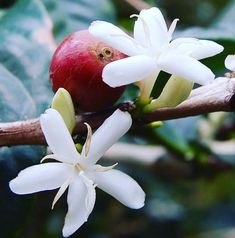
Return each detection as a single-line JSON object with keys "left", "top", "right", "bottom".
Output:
{"left": 130, "top": 14, "right": 139, "bottom": 19}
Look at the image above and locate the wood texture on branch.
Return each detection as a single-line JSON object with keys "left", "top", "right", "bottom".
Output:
{"left": 0, "top": 77, "right": 234, "bottom": 146}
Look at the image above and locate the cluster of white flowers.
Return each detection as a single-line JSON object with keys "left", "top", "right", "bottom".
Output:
{"left": 89, "top": 7, "right": 224, "bottom": 104}
{"left": 9, "top": 7, "right": 234, "bottom": 238}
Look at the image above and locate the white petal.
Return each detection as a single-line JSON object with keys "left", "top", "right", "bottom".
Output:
{"left": 9, "top": 163, "right": 73, "bottom": 194}
{"left": 168, "top": 38, "right": 224, "bottom": 60}
{"left": 158, "top": 54, "right": 215, "bottom": 85}
{"left": 40, "top": 109, "right": 81, "bottom": 164}
{"left": 92, "top": 169, "right": 145, "bottom": 209}
{"left": 86, "top": 109, "right": 132, "bottom": 165}
{"left": 225, "top": 54, "right": 235, "bottom": 71}
{"left": 103, "top": 55, "right": 156, "bottom": 87}
{"left": 62, "top": 175, "right": 96, "bottom": 237}
{"left": 89, "top": 20, "right": 141, "bottom": 56}
{"left": 134, "top": 7, "right": 168, "bottom": 53}
{"left": 191, "top": 40, "right": 223, "bottom": 59}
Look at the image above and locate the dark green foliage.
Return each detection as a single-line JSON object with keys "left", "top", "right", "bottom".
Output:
{"left": 42, "top": 0, "right": 116, "bottom": 42}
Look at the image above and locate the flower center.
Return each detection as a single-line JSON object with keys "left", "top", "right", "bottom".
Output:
{"left": 75, "top": 163, "right": 84, "bottom": 172}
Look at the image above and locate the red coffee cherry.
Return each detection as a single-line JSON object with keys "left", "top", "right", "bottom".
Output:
{"left": 49, "top": 30, "right": 127, "bottom": 112}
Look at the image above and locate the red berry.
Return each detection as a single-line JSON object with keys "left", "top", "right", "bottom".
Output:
{"left": 49, "top": 30, "right": 127, "bottom": 112}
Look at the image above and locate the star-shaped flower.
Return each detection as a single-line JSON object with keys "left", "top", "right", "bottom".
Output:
{"left": 9, "top": 108, "right": 145, "bottom": 237}
{"left": 89, "top": 7, "right": 223, "bottom": 100}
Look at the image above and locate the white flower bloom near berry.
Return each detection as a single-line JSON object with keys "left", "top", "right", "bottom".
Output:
{"left": 9, "top": 108, "right": 145, "bottom": 237}
{"left": 225, "top": 54, "right": 235, "bottom": 71}
{"left": 89, "top": 7, "right": 223, "bottom": 100}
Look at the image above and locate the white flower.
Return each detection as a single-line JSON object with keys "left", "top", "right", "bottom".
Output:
{"left": 9, "top": 109, "right": 145, "bottom": 237}
{"left": 89, "top": 7, "right": 223, "bottom": 99}
{"left": 225, "top": 54, "right": 235, "bottom": 71}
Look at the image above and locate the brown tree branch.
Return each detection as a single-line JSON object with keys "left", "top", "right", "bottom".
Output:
{"left": 0, "top": 77, "right": 234, "bottom": 146}
{"left": 147, "top": 77, "right": 235, "bottom": 121}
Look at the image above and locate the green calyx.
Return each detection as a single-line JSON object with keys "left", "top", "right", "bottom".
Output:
{"left": 51, "top": 88, "right": 76, "bottom": 134}
{"left": 144, "top": 75, "right": 193, "bottom": 112}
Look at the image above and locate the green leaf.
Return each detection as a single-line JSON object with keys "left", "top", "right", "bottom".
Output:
{"left": 155, "top": 117, "right": 200, "bottom": 158}
{"left": 0, "top": 64, "right": 36, "bottom": 122}
{"left": 176, "top": 0, "right": 235, "bottom": 42}
{"left": 0, "top": 0, "right": 55, "bottom": 114}
{"left": 175, "top": 1, "right": 235, "bottom": 75}
{"left": 0, "top": 0, "right": 52, "bottom": 38}
{"left": 0, "top": 1, "right": 55, "bottom": 235}
{"left": 42, "top": 0, "right": 116, "bottom": 42}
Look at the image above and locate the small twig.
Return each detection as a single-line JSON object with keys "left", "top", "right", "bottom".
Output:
{"left": 147, "top": 77, "right": 235, "bottom": 122}
{"left": 0, "top": 77, "right": 234, "bottom": 146}
{"left": 0, "top": 119, "right": 45, "bottom": 146}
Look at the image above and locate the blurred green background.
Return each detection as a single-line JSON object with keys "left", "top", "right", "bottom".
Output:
{"left": 0, "top": 0, "right": 235, "bottom": 237}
